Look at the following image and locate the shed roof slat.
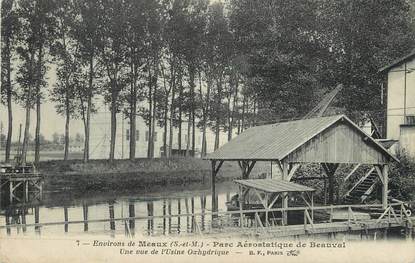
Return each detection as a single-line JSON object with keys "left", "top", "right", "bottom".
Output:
{"left": 234, "top": 179, "right": 315, "bottom": 193}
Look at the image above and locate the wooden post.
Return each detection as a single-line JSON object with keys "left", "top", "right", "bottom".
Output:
{"left": 239, "top": 185, "right": 243, "bottom": 227}
{"left": 128, "top": 201, "right": 135, "bottom": 233}
{"left": 328, "top": 169, "right": 334, "bottom": 204}
{"left": 34, "top": 206, "right": 40, "bottom": 234}
{"left": 9, "top": 181, "right": 13, "bottom": 202}
{"left": 162, "top": 200, "right": 166, "bottom": 234}
{"left": 64, "top": 206, "right": 69, "bottom": 233}
{"left": 21, "top": 208, "right": 27, "bottom": 233}
{"left": 322, "top": 163, "right": 339, "bottom": 205}
{"left": 169, "top": 200, "right": 173, "bottom": 234}
{"left": 382, "top": 164, "right": 389, "bottom": 209}
{"left": 109, "top": 202, "right": 115, "bottom": 231}
{"left": 211, "top": 160, "right": 223, "bottom": 222}
{"left": 211, "top": 160, "right": 217, "bottom": 220}
{"left": 265, "top": 193, "right": 269, "bottom": 227}
{"left": 5, "top": 211, "right": 11, "bottom": 235}
{"left": 311, "top": 192, "right": 314, "bottom": 222}
{"left": 83, "top": 203, "right": 89, "bottom": 232}
{"left": 191, "top": 198, "right": 194, "bottom": 233}
{"left": 178, "top": 199, "right": 182, "bottom": 233}
{"left": 147, "top": 201, "right": 154, "bottom": 235}
{"left": 281, "top": 161, "right": 289, "bottom": 225}
{"left": 25, "top": 181, "right": 29, "bottom": 202}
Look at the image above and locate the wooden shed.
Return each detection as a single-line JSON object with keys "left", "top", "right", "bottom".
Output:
{"left": 205, "top": 115, "right": 398, "bottom": 221}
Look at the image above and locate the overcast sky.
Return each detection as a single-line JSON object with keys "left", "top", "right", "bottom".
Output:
{"left": 0, "top": 64, "right": 86, "bottom": 141}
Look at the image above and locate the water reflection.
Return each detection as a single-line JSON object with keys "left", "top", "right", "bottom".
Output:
{"left": 0, "top": 181, "right": 237, "bottom": 237}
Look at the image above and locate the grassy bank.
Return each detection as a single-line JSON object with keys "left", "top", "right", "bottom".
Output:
{"left": 37, "top": 158, "right": 243, "bottom": 193}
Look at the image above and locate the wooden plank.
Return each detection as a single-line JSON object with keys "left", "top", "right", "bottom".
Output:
{"left": 343, "top": 164, "right": 361, "bottom": 182}
{"left": 382, "top": 165, "right": 389, "bottom": 209}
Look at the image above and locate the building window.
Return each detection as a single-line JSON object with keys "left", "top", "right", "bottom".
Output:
{"left": 154, "top": 132, "right": 157, "bottom": 142}
{"left": 136, "top": 130, "right": 139, "bottom": 141}
{"left": 126, "top": 129, "right": 130, "bottom": 141}
{"left": 145, "top": 131, "right": 149, "bottom": 142}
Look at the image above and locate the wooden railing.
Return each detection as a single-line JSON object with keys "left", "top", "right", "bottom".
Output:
{"left": 1, "top": 202, "right": 412, "bottom": 236}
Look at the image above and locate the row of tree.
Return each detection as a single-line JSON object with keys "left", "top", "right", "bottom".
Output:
{"left": 2, "top": 0, "right": 415, "bottom": 164}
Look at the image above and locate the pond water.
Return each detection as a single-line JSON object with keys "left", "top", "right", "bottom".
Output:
{"left": 0, "top": 180, "right": 238, "bottom": 238}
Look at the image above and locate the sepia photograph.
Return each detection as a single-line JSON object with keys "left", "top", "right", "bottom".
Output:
{"left": 0, "top": 0, "right": 415, "bottom": 262}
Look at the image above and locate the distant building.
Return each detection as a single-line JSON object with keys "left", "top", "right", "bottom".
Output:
{"left": 380, "top": 50, "right": 415, "bottom": 156}
{"left": 89, "top": 111, "right": 232, "bottom": 159}
{"left": 68, "top": 142, "right": 84, "bottom": 153}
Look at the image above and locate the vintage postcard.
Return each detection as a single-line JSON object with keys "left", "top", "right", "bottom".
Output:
{"left": 0, "top": 0, "right": 414, "bottom": 262}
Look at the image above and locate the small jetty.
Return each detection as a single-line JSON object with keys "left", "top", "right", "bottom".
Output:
{"left": 0, "top": 163, "right": 43, "bottom": 203}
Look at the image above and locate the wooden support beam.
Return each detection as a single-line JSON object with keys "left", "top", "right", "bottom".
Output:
{"left": 265, "top": 193, "right": 269, "bottom": 226}
{"left": 375, "top": 165, "right": 384, "bottom": 185}
{"left": 252, "top": 188, "right": 267, "bottom": 208}
{"left": 276, "top": 160, "right": 284, "bottom": 176}
{"left": 211, "top": 160, "right": 223, "bottom": 218}
{"left": 239, "top": 186, "right": 243, "bottom": 228}
{"left": 25, "top": 181, "right": 29, "bottom": 202}
{"left": 237, "top": 160, "right": 256, "bottom": 179}
{"left": 382, "top": 165, "right": 389, "bottom": 209}
{"left": 268, "top": 194, "right": 280, "bottom": 209}
{"left": 322, "top": 163, "right": 339, "bottom": 205}
{"left": 246, "top": 161, "right": 256, "bottom": 179}
{"left": 281, "top": 161, "right": 290, "bottom": 225}
{"left": 287, "top": 163, "right": 300, "bottom": 181}
{"left": 344, "top": 164, "right": 361, "bottom": 182}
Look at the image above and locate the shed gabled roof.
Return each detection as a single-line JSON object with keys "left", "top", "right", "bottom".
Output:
{"left": 206, "top": 115, "right": 398, "bottom": 162}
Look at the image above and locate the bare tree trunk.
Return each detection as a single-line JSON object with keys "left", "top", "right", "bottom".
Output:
{"left": 22, "top": 105, "right": 31, "bottom": 165}
{"left": 186, "top": 113, "right": 191, "bottom": 156}
{"left": 229, "top": 81, "right": 238, "bottom": 141}
{"left": 64, "top": 96, "right": 70, "bottom": 160}
{"left": 109, "top": 81, "right": 118, "bottom": 163}
{"left": 178, "top": 72, "right": 183, "bottom": 153}
{"left": 189, "top": 67, "right": 196, "bottom": 157}
{"left": 161, "top": 63, "right": 170, "bottom": 158}
{"left": 151, "top": 61, "right": 160, "bottom": 158}
{"left": 84, "top": 55, "right": 94, "bottom": 163}
{"left": 21, "top": 48, "right": 35, "bottom": 165}
{"left": 241, "top": 94, "right": 246, "bottom": 133}
{"left": 34, "top": 45, "right": 43, "bottom": 165}
{"left": 129, "top": 62, "right": 137, "bottom": 160}
{"left": 151, "top": 90, "right": 156, "bottom": 158}
{"left": 168, "top": 62, "right": 176, "bottom": 158}
{"left": 163, "top": 98, "right": 168, "bottom": 157}
{"left": 147, "top": 67, "right": 153, "bottom": 158}
{"left": 214, "top": 76, "right": 222, "bottom": 151}
{"left": 226, "top": 92, "right": 231, "bottom": 142}
{"left": 5, "top": 38, "right": 12, "bottom": 162}
{"left": 200, "top": 72, "right": 210, "bottom": 157}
